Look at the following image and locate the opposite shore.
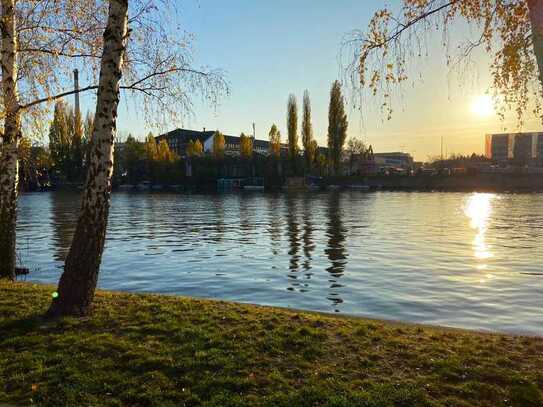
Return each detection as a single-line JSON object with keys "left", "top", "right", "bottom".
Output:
{"left": 1, "top": 281, "right": 542, "bottom": 406}
{"left": 27, "top": 173, "right": 543, "bottom": 195}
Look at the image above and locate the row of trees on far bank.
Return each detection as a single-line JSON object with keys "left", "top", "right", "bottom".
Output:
{"left": 22, "top": 80, "right": 364, "bottom": 189}
{"left": 281, "top": 80, "right": 351, "bottom": 175}
{"left": 146, "top": 80, "right": 362, "bottom": 177}
{"left": 48, "top": 101, "right": 94, "bottom": 183}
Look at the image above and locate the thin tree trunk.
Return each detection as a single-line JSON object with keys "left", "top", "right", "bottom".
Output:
{"left": 47, "top": 0, "right": 129, "bottom": 317}
{"left": 528, "top": 0, "right": 543, "bottom": 92}
{"left": 0, "top": 0, "right": 21, "bottom": 281}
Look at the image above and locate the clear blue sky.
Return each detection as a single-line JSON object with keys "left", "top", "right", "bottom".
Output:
{"left": 80, "top": 0, "right": 542, "bottom": 161}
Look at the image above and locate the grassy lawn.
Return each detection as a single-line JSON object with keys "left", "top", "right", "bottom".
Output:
{"left": 1, "top": 282, "right": 542, "bottom": 406}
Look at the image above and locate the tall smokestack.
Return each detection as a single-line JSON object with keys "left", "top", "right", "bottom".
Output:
{"left": 73, "top": 69, "right": 80, "bottom": 117}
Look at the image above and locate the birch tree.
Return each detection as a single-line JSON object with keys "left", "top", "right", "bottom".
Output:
{"left": 0, "top": 0, "right": 227, "bottom": 280}
{"left": 0, "top": 0, "right": 21, "bottom": 280}
{"left": 0, "top": 0, "right": 105, "bottom": 280}
{"left": 344, "top": 0, "right": 543, "bottom": 125}
{"left": 46, "top": 0, "right": 129, "bottom": 317}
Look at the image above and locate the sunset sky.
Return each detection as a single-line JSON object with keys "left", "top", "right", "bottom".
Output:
{"left": 102, "top": 0, "right": 543, "bottom": 161}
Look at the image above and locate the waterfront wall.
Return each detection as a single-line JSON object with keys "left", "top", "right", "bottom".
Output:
{"left": 332, "top": 174, "right": 543, "bottom": 192}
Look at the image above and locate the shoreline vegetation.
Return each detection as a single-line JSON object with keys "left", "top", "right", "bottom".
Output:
{"left": 1, "top": 282, "right": 542, "bottom": 406}
{"left": 38, "top": 173, "right": 543, "bottom": 194}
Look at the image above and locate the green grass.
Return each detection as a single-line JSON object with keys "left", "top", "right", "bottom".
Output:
{"left": 1, "top": 282, "right": 542, "bottom": 407}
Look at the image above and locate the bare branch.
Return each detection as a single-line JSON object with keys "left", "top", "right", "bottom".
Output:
{"left": 20, "top": 66, "right": 225, "bottom": 111}
{"left": 362, "top": 1, "right": 456, "bottom": 56}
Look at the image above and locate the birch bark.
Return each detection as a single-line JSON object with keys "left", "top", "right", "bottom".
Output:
{"left": 48, "top": 0, "right": 129, "bottom": 316}
{"left": 0, "top": 0, "right": 21, "bottom": 281}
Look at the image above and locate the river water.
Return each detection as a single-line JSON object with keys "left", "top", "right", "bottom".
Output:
{"left": 16, "top": 191, "right": 543, "bottom": 335}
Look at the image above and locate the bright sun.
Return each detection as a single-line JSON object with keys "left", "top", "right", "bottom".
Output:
{"left": 471, "top": 95, "right": 494, "bottom": 117}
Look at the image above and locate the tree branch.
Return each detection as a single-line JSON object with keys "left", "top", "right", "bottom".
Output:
{"left": 19, "top": 67, "right": 215, "bottom": 110}
{"left": 20, "top": 85, "right": 99, "bottom": 110}
{"left": 364, "top": 1, "right": 456, "bottom": 53}
{"left": 17, "top": 47, "right": 100, "bottom": 58}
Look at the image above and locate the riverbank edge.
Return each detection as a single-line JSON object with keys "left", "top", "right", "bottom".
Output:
{"left": 1, "top": 281, "right": 542, "bottom": 406}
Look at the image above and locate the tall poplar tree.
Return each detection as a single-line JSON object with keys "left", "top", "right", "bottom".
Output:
{"left": 48, "top": 101, "right": 71, "bottom": 177}
{"left": 213, "top": 131, "right": 225, "bottom": 159}
{"left": 287, "top": 94, "right": 298, "bottom": 170}
{"left": 327, "top": 80, "right": 348, "bottom": 175}
{"left": 301, "top": 90, "right": 314, "bottom": 171}
{"left": 240, "top": 132, "right": 253, "bottom": 159}
{"left": 268, "top": 124, "right": 281, "bottom": 158}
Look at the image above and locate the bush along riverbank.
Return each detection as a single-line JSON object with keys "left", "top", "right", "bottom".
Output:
{"left": 1, "top": 282, "right": 542, "bottom": 406}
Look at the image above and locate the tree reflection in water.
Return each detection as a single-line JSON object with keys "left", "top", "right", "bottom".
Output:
{"left": 324, "top": 192, "right": 347, "bottom": 310}
{"left": 302, "top": 194, "right": 315, "bottom": 278}
{"left": 49, "top": 192, "right": 79, "bottom": 263}
{"left": 285, "top": 193, "right": 302, "bottom": 291}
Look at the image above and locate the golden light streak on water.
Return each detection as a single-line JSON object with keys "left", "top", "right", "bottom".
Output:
{"left": 464, "top": 193, "right": 495, "bottom": 282}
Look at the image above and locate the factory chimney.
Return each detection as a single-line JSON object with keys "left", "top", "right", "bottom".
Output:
{"left": 73, "top": 69, "right": 80, "bottom": 117}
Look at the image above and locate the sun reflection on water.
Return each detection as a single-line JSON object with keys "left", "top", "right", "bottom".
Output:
{"left": 464, "top": 193, "right": 495, "bottom": 281}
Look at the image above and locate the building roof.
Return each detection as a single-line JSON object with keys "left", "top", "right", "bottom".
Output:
{"left": 157, "top": 128, "right": 216, "bottom": 144}
{"left": 487, "top": 132, "right": 543, "bottom": 137}
{"left": 158, "top": 128, "right": 292, "bottom": 152}
{"left": 374, "top": 152, "right": 412, "bottom": 157}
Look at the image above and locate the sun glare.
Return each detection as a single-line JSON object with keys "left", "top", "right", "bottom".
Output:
{"left": 464, "top": 193, "right": 494, "bottom": 262}
{"left": 471, "top": 95, "right": 494, "bottom": 117}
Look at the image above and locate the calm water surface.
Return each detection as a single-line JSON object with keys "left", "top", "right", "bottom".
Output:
{"left": 16, "top": 191, "right": 543, "bottom": 335}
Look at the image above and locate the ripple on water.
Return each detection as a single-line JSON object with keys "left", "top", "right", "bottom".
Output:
{"left": 15, "top": 191, "right": 543, "bottom": 335}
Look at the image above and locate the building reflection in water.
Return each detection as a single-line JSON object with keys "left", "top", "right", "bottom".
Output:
{"left": 324, "top": 192, "right": 347, "bottom": 309}
{"left": 49, "top": 192, "right": 79, "bottom": 263}
{"left": 210, "top": 194, "right": 225, "bottom": 243}
{"left": 239, "top": 193, "right": 252, "bottom": 243}
{"left": 464, "top": 193, "right": 494, "bottom": 282}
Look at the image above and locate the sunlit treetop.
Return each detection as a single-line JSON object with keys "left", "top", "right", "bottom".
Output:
{"left": 343, "top": 0, "right": 539, "bottom": 126}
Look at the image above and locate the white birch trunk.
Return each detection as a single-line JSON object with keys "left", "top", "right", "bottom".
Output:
{"left": 528, "top": 0, "right": 543, "bottom": 97}
{"left": 0, "top": 0, "right": 21, "bottom": 280}
{"left": 48, "top": 0, "right": 129, "bottom": 316}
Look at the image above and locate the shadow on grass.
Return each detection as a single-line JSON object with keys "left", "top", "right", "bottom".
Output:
{"left": 0, "top": 316, "right": 45, "bottom": 336}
